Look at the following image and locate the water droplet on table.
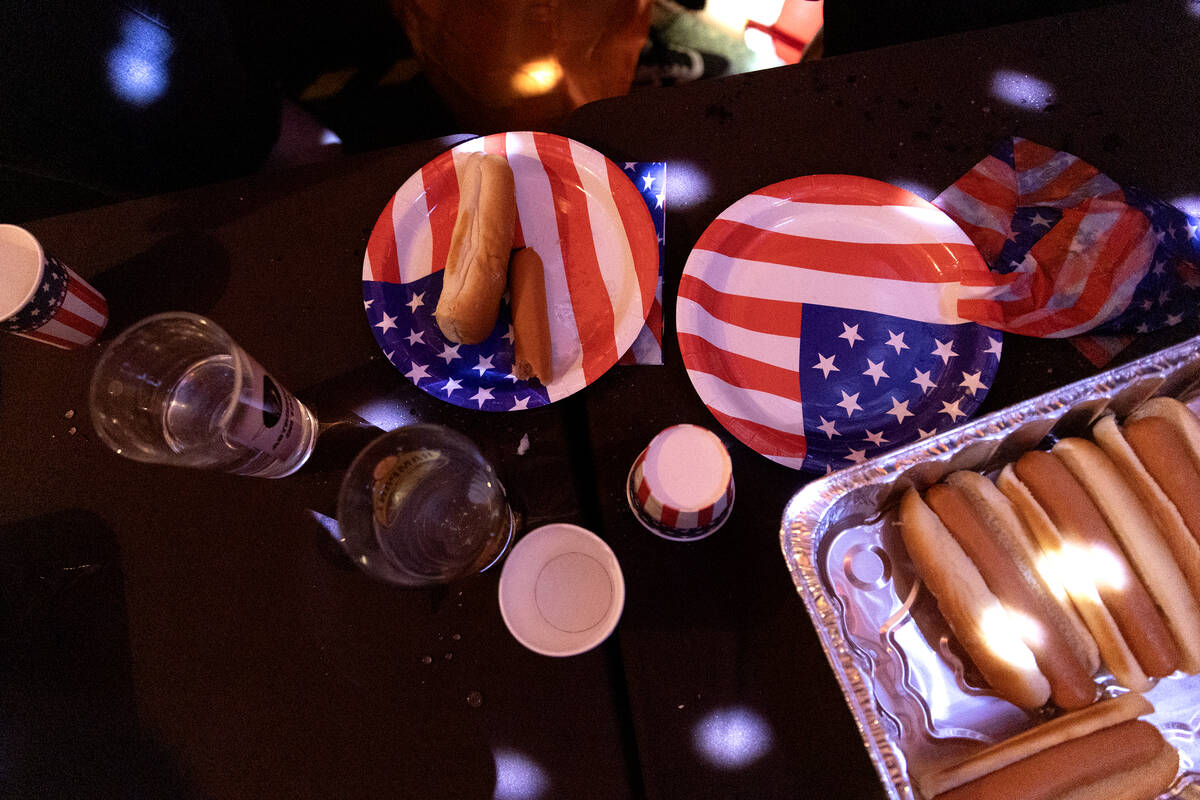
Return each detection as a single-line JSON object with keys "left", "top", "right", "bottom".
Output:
{"left": 420, "top": 655, "right": 433, "bottom": 665}
{"left": 64, "top": 409, "right": 75, "bottom": 419}
{"left": 451, "top": 633, "right": 461, "bottom": 641}
{"left": 466, "top": 690, "right": 483, "bottom": 708}
{"left": 443, "top": 652, "right": 453, "bottom": 661}
{"left": 67, "top": 426, "right": 77, "bottom": 435}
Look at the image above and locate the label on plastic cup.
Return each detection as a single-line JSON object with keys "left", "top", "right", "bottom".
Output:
{"left": 225, "top": 355, "right": 310, "bottom": 477}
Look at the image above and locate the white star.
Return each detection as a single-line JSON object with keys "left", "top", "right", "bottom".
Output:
{"left": 1187, "top": 220, "right": 1199, "bottom": 239}
{"left": 363, "top": 298, "right": 374, "bottom": 309}
{"left": 863, "top": 358, "right": 889, "bottom": 386}
{"left": 864, "top": 429, "right": 888, "bottom": 446}
{"left": 437, "top": 343, "right": 462, "bottom": 363}
{"left": 384, "top": 350, "right": 395, "bottom": 360}
{"left": 816, "top": 416, "right": 841, "bottom": 439}
{"left": 1152, "top": 260, "right": 1166, "bottom": 275}
{"left": 931, "top": 338, "right": 958, "bottom": 364}
{"left": 838, "top": 323, "right": 864, "bottom": 348}
{"left": 825, "top": 464, "right": 834, "bottom": 476}
{"left": 42, "top": 282, "right": 50, "bottom": 291}
{"left": 1030, "top": 212, "right": 1053, "bottom": 227}
{"left": 404, "top": 362, "right": 431, "bottom": 384}
{"left": 442, "top": 377, "right": 463, "bottom": 396}
{"left": 1167, "top": 312, "right": 1184, "bottom": 326}
{"left": 1136, "top": 323, "right": 1150, "bottom": 334}
{"left": 959, "top": 370, "right": 988, "bottom": 396}
{"left": 845, "top": 448, "right": 869, "bottom": 465}
{"left": 655, "top": 193, "right": 665, "bottom": 209}
{"left": 30, "top": 308, "right": 40, "bottom": 316}
{"left": 470, "top": 386, "right": 495, "bottom": 408}
{"left": 918, "top": 427, "right": 937, "bottom": 439}
{"left": 624, "top": 162, "right": 637, "bottom": 171}
{"left": 505, "top": 370, "right": 521, "bottom": 383}
{"left": 1142, "top": 299, "right": 1155, "bottom": 310}
{"left": 510, "top": 395, "right": 531, "bottom": 411}
{"left": 984, "top": 337, "right": 1003, "bottom": 358}
{"left": 374, "top": 312, "right": 398, "bottom": 334}
{"left": 406, "top": 291, "right": 425, "bottom": 313}
{"left": 911, "top": 368, "right": 938, "bottom": 393}
{"left": 405, "top": 329, "right": 425, "bottom": 346}
{"left": 940, "top": 398, "right": 967, "bottom": 421}
{"left": 642, "top": 175, "right": 656, "bottom": 191}
{"left": 1159, "top": 290, "right": 1171, "bottom": 305}
{"left": 836, "top": 390, "right": 863, "bottom": 417}
{"left": 885, "top": 330, "right": 909, "bottom": 354}
{"left": 886, "top": 397, "right": 914, "bottom": 424}
{"left": 812, "top": 353, "right": 839, "bottom": 379}
{"left": 473, "top": 354, "right": 495, "bottom": 376}
{"left": 501, "top": 325, "right": 515, "bottom": 344}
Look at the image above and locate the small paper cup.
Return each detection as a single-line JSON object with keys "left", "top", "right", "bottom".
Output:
{"left": 626, "top": 424, "right": 735, "bottom": 541}
{"left": 0, "top": 224, "right": 108, "bottom": 349}
{"left": 498, "top": 524, "right": 625, "bottom": 657}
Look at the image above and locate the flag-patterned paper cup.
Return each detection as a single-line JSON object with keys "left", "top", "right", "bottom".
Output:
{"left": 0, "top": 225, "right": 107, "bottom": 350}
{"left": 626, "top": 424, "right": 735, "bottom": 542}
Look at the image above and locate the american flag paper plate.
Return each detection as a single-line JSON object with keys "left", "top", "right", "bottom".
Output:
{"left": 678, "top": 175, "right": 1004, "bottom": 472}
{"left": 362, "top": 132, "right": 659, "bottom": 411}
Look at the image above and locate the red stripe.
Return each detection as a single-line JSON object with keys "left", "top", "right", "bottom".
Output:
{"left": 19, "top": 327, "right": 80, "bottom": 349}
{"left": 50, "top": 305, "right": 103, "bottom": 337}
{"left": 481, "top": 134, "right": 525, "bottom": 249}
{"left": 534, "top": 132, "right": 618, "bottom": 384}
{"left": 65, "top": 271, "right": 108, "bottom": 316}
{"left": 659, "top": 505, "right": 679, "bottom": 528}
{"left": 693, "top": 218, "right": 975, "bottom": 283}
{"left": 423, "top": 150, "right": 459, "bottom": 280}
{"left": 366, "top": 192, "right": 399, "bottom": 282}
{"left": 696, "top": 504, "right": 713, "bottom": 527}
{"left": 752, "top": 175, "right": 932, "bottom": 208}
{"left": 1071, "top": 334, "right": 1135, "bottom": 367}
{"left": 947, "top": 219, "right": 1009, "bottom": 265}
{"left": 706, "top": 405, "right": 807, "bottom": 460}
{"left": 606, "top": 158, "right": 659, "bottom": 315}
{"left": 636, "top": 463, "right": 652, "bottom": 507}
{"left": 1022, "top": 158, "right": 1101, "bottom": 206}
{"left": 950, "top": 165, "right": 1017, "bottom": 215}
{"left": 644, "top": 297, "right": 663, "bottom": 347}
{"left": 1013, "top": 138, "right": 1060, "bottom": 174}
{"left": 678, "top": 273, "right": 806, "bottom": 338}
{"left": 679, "top": 332, "right": 803, "bottom": 403}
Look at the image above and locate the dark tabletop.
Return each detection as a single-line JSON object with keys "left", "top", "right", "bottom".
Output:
{"left": 3, "top": 1, "right": 1199, "bottom": 798}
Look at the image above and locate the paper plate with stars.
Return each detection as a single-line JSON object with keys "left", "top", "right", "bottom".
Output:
{"left": 362, "top": 132, "right": 660, "bottom": 411}
{"left": 677, "top": 174, "right": 1004, "bottom": 472}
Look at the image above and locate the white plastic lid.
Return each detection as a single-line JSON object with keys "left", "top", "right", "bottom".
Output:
{"left": 498, "top": 523, "right": 625, "bottom": 657}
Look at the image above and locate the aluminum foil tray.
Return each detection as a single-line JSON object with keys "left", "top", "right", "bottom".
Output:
{"left": 781, "top": 334, "right": 1200, "bottom": 800}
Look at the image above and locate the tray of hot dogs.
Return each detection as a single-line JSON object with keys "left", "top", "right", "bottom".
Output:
{"left": 781, "top": 334, "right": 1200, "bottom": 800}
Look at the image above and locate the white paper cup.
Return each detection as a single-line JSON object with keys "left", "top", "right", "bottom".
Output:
{"left": 0, "top": 224, "right": 108, "bottom": 349}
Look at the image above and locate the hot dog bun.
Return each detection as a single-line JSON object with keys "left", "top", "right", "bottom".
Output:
{"left": 1001, "top": 451, "right": 1178, "bottom": 687}
{"left": 926, "top": 477, "right": 1097, "bottom": 709}
{"left": 509, "top": 247, "right": 553, "bottom": 383}
{"left": 917, "top": 692, "right": 1152, "bottom": 798}
{"left": 1092, "top": 413, "right": 1200, "bottom": 611}
{"left": 946, "top": 471, "right": 1100, "bottom": 675}
{"left": 898, "top": 488, "right": 1051, "bottom": 710}
{"left": 932, "top": 716, "right": 1177, "bottom": 800}
{"left": 1053, "top": 437, "right": 1200, "bottom": 674}
{"left": 435, "top": 153, "right": 517, "bottom": 344}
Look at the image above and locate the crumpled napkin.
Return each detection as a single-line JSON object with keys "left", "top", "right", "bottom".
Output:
{"left": 933, "top": 137, "right": 1200, "bottom": 357}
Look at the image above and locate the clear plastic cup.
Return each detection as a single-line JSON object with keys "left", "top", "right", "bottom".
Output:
{"left": 336, "top": 424, "right": 515, "bottom": 586}
{"left": 89, "top": 312, "right": 318, "bottom": 478}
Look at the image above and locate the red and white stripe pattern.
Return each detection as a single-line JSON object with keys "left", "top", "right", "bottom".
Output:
{"left": 16, "top": 262, "right": 108, "bottom": 349}
{"left": 629, "top": 447, "right": 734, "bottom": 537}
{"left": 933, "top": 137, "right": 1157, "bottom": 338}
{"left": 678, "top": 175, "right": 985, "bottom": 469}
{"left": 363, "top": 131, "right": 659, "bottom": 402}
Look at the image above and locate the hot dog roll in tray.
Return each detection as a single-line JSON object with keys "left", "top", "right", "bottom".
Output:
{"left": 781, "top": 333, "right": 1200, "bottom": 800}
